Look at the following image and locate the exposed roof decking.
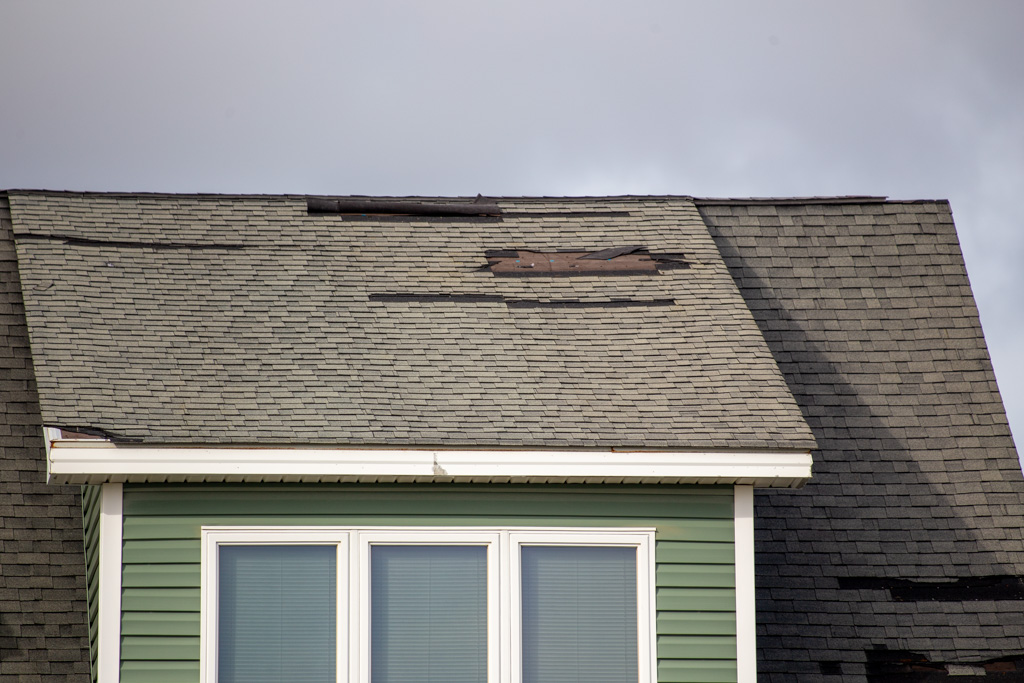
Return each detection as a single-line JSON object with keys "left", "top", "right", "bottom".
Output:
{"left": 10, "top": 192, "right": 814, "bottom": 450}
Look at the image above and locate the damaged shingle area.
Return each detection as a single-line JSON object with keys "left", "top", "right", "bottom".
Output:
{"left": 838, "top": 575, "right": 1024, "bottom": 602}
{"left": 15, "top": 231, "right": 246, "bottom": 251}
{"left": 368, "top": 293, "right": 675, "bottom": 308}
{"left": 483, "top": 247, "right": 689, "bottom": 276}
{"left": 306, "top": 196, "right": 633, "bottom": 221}
{"left": 307, "top": 196, "right": 502, "bottom": 217}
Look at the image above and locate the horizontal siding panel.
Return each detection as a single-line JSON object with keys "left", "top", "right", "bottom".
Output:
{"left": 121, "top": 636, "right": 199, "bottom": 661}
{"left": 123, "top": 516, "right": 734, "bottom": 543}
{"left": 121, "top": 660, "right": 199, "bottom": 683}
{"left": 123, "top": 486, "right": 734, "bottom": 519}
{"left": 657, "top": 564, "right": 735, "bottom": 588}
{"left": 656, "top": 587, "right": 734, "bottom": 612}
{"left": 657, "top": 612, "right": 736, "bottom": 636}
{"left": 658, "top": 659, "right": 737, "bottom": 683}
{"left": 122, "top": 588, "right": 200, "bottom": 613}
{"left": 656, "top": 541, "right": 733, "bottom": 565}
{"left": 123, "top": 612, "right": 200, "bottom": 637}
{"left": 118, "top": 484, "right": 738, "bottom": 675}
{"left": 124, "top": 539, "right": 201, "bottom": 564}
{"left": 123, "top": 564, "right": 199, "bottom": 589}
{"left": 658, "top": 635, "right": 736, "bottom": 660}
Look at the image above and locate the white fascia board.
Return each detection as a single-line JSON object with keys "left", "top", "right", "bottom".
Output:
{"left": 48, "top": 442, "right": 812, "bottom": 487}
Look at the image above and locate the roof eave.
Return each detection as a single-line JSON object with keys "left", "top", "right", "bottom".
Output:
{"left": 47, "top": 441, "right": 813, "bottom": 488}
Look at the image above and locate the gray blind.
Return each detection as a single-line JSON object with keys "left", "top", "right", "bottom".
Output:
{"left": 218, "top": 545, "right": 336, "bottom": 683}
{"left": 521, "top": 546, "right": 638, "bottom": 683}
{"left": 371, "top": 545, "right": 487, "bottom": 683}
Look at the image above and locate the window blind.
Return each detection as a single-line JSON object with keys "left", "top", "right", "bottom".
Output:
{"left": 218, "top": 545, "right": 336, "bottom": 683}
{"left": 520, "top": 546, "right": 638, "bottom": 683}
{"left": 370, "top": 545, "right": 487, "bottom": 683}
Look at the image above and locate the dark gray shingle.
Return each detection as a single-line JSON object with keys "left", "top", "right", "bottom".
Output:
{"left": 0, "top": 195, "right": 90, "bottom": 681}
{"left": 701, "top": 198, "right": 1024, "bottom": 680}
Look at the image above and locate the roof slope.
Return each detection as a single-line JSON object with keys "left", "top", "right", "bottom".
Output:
{"left": 8, "top": 191, "right": 813, "bottom": 450}
{"left": 700, "top": 198, "right": 1024, "bottom": 680}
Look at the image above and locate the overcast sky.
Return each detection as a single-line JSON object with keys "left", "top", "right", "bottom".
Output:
{"left": 2, "top": 1, "right": 1022, "bottom": 453}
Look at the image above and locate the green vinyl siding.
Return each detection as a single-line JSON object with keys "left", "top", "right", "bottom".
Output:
{"left": 82, "top": 484, "right": 102, "bottom": 683}
{"left": 119, "top": 484, "right": 738, "bottom": 683}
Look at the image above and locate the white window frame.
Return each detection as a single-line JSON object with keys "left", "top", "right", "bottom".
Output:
{"left": 354, "top": 529, "right": 502, "bottom": 683}
{"left": 507, "top": 530, "right": 657, "bottom": 683}
{"left": 200, "top": 526, "right": 656, "bottom": 683}
{"left": 200, "top": 528, "right": 351, "bottom": 683}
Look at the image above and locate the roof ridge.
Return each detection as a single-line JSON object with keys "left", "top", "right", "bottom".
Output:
{"left": 694, "top": 195, "right": 889, "bottom": 205}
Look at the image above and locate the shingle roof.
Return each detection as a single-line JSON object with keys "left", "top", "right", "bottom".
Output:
{"left": 700, "top": 198, "right": 1024, "bottom": 679}
{"left": 0, "top": 195, "right": 89, "bottom": 681}
{"left": 8, "top": 191, "right": 814, "bottom": 450}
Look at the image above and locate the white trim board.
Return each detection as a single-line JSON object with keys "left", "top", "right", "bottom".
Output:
{"left": 734, "top": 485, "right": 756, "bottom": 683}
{"left": 48, "top": 443, "right": 812, "bottom": 488}
{"left": 98, "top": 483, "right": 123, "bottom": 683}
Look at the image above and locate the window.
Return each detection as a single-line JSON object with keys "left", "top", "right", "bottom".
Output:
{"left": 201, "top": 527, "right": 655, "bottom": 683}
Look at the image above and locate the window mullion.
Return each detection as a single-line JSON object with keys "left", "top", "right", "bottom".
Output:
{"left": 337, "top": 537, "right": 349, "bottom": 683}
{"left": 507, "top": 534, "right": 524, "bottom": 683}
{"left": 498, "top": 530, "right": 511, "bottom": 683}
{"left": 356, "top": 530, "right": 370, "bottom": 683}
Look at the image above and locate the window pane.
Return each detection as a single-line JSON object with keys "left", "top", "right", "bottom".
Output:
{"left": 219, "top": 545, "right": 336, "bottom": 683}
{"left": 371, "top": 545, "right": 487, "bottom": 683}
{"left": 521, "top": 546, "right": 638, "bottom": 683}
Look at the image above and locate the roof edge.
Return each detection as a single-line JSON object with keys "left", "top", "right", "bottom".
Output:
{"left": 6, "top": 189, "right": 697, "bottom": 201}
{"left": 695, "top": 196, "right": 951, "bottom": 206}
{"left": 695, "top": 195, "right": 888, "bottom": 205}
{"left": 47, "top": 442, "right": 813, "bottom": 489}
{"left": 7, "top": 190, "right": 950, "bottom": 205}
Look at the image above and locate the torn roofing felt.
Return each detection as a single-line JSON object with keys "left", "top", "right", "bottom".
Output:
{"left": 482, "top": 247, "right": 690, "bottom": 276}
{"left": 7, "top": 191, "right": 814, "bottom": 449}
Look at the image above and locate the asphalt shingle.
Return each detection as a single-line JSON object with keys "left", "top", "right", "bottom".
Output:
{"left": 0, "top": 195, "right": 90, "bottom": 681}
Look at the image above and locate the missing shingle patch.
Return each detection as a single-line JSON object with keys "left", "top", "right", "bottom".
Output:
{"left": 504, "top": 298, "right": 674, "bottom": 309}
{"left": 865, "top": 647, "right": 947, "bottom": 679}
{"left": 839, "top": 575, "right": 1024, "bottom": 601}
{"left": 15, "top": 233, "right": 246, "bottom": 251}
{"left": 308, "top": 196, "right": 501, "bottom": 217}
{"left": 501, "top": 211, "right": 633, "bottom": 218}
{"left": 818, "top": 661, "right": 842, "bottom": 675}
{"left": 368, "top": 293, "right": 674, "bottom": 309}
{"left": 47, "top": 425, "right": 140, "bottom": 442}
{"left": 864, "top": 647, "right": 1021, "bottom": 680}
{"left": 580, "top": 245, "right": 646, "bottom": 260}
{"left": 483, "top": 248, "right": 689, "bottom": 276}
{"left": 369, "top": 293, "right": 505, "bottom": 304}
